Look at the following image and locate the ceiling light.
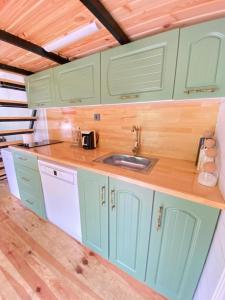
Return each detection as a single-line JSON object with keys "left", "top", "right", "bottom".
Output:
{"left": 0, "top": 71, "right": 24, "bottom": 83}
{"left": 43, "top": 22, "right": 100, "bottom": 52}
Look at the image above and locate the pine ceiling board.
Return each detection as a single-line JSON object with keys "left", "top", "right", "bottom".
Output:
{"left": 102, "top": 0, "right": 225, "bottom": 39}
{"left": 0, "top": 0, "right": 96, "bottom": 45}
{"left": 59, "top": 29, "right": 118, "bottom": 59}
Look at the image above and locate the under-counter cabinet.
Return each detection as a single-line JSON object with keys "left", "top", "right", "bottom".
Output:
{"left": 78, "top": 169, "right": 153, "bottom": 281}
{"left": 12, "top": 150, "right": 46, "bottom": 219}
{"left": 146, "top": 192, "right": 220, "bottom": 300}
{"left": 78, "top": 169, "right": 109, "bottom": 258}
{"left": 174, "top": 17, "right": 225, "bottom": 99}
{"left": 53, "top": 53, "right": 100, "bottom": 106}
{"left": 25, "top": 69, "right": 55, "bottom": 108}
{"left": 109, "top": 178, "right": 153, "bottom": 280}
{"left": 101, "top": 29, "right": 179, "bottom": 104}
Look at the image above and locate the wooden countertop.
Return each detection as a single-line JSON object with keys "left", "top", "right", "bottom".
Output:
{"left": 10, "top": 142, "right": 225, "bottom": 210}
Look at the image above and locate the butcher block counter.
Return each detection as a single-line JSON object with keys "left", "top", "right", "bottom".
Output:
{"left": 10, "top": 142, "right": 225, "bottom": 209}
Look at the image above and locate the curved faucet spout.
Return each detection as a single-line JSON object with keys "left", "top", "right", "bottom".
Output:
{"left": 131, "top": 125, "right": 141, "bottom": 156}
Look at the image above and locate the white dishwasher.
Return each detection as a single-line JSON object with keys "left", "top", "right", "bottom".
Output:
{"left": 38, "top": 160, "right": 82, "bottom": 242}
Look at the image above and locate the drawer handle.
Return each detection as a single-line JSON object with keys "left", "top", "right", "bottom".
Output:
{"left": 37, "top": 103, "right": 45, "bottom": 107}
{"left": 110, "top": 189, "right": 116, "bottom": 210}
{"left": 21, "top": 176, "right": 30, "bottom": 182}
{"left": 69, "top": 98, "right": 82, "bottom": 103}
{"left": 184, "top": 87, "right": 218, "bottom": 94}
{"left": 25, "top": 199, "right": 34, "bottom": 205}
{"left": 120, "top": 94, "right": 139, "bottom": 100}
{"left": 18, "top": 157, "right": 27, "bottom": 161}
{"left": 100, "top": 186, "right": 106, "bottom": 206}
{"left": 156, "top": 206, "right": 163, "bottom": 231}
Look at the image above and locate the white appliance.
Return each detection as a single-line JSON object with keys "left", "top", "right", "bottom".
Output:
{"left": 38, "top": 160, "right": 82, "bottom": 242}
{"left": 1, "top": 148, "right": 20, "bottom": 199}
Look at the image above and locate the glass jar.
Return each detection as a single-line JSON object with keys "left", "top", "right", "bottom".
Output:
{"left": 198, "top": 162, "right": 218, "bottom": 187}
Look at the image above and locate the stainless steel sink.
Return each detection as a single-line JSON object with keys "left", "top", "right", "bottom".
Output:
{"left": 94, "top": 153, "right": 158, "bottom": 173}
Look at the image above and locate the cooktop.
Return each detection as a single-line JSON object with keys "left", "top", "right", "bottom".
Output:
{"left": 20, "top": 139, "right": 63, "bottom": 148}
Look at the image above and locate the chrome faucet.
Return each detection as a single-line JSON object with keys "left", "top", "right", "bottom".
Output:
{"left": 131, "top": 125, "right": 141, "bottom": 156}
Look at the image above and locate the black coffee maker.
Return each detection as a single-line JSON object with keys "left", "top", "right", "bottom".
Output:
{"left": 81, "top": 131, "right": 97, "bottom": 149}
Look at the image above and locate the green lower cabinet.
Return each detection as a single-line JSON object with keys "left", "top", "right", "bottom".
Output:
{"left": 78, "top": 169, "right": 109, "bottom": 258}
{"left": 13, "top": 150, "right": 46, "bottom": 219}
{"left": 109, "top": 178, "right": 153, "bottom": 281}
{"left": 146, "top": 192, "right": 219, "bottom": 300}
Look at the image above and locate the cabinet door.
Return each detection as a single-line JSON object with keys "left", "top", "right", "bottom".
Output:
{"left": 109, "top": 178, "right": 153, "bottom": 281}
{"left": 101, "top": 29, "right": 179, "bottom": 104}
{"left": 78, "top": 169, "right": 108, "bottom": 258}
{"left": 25, "top": 69, "right": 55, "bottom": 108}
{"left": 146, "top": 192, "right": 219, "bottom": 300}
{"left": 174, "top": 17, "right": 225, "bottom": 99}
{"left": 54, "top": 53, "right": 100, "bottom": 106}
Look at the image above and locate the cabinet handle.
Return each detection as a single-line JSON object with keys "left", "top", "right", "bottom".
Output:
{"left": 184, "top": 87, "right": 218, "bottom": 94}
{"left": 119, "top": 94, "right": 139, "bottom": 100}
{"left": 38, "top": 103, "right": 45, "bottom": 107}
{"left": 100, "top": 186, "right": 106, "bottom": 206}
{"left": 156, "top": 206, "right": 163, "bottom": 231}
{"left": 69, "top": 98, "right": 82, "bottom": 103}
{"left": 18, "top": 156, "right": 27, "bottom": 161}
{"left": 25, "top": 199, "right": 33, "bottom": 205}
{"left": 110, "top": 189, "right": 116, "bottom": 210}
{"left": 21, "top": 176, "right": 30, "bottom": 182}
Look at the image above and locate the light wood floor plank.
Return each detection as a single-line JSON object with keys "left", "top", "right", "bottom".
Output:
{"left": 0, "top": 182, "right": 166, "bottom": 300}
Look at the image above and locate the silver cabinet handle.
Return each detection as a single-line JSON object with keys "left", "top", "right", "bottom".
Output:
{"left": 184, "top": 87, "right": 218, "bottom": 94}
{"left": 21, "top": 177, "right": 30, "bottom": 182}
{"left": 25, "top": 199, "right": 34, "bottom": 205}
{"left": 69, "top": 98, "right": 82, "bottom": 103}
{"left": 110, "top": 189, "right": 116, "bottom": 210}
{"left": 156, "top": 206, "right": 163, "bottom": 231}
{"left": 100, "top": 186, "right": 106, "bottom": 206}
{"left": 18, "top": 157, "right": 27, "bottom": 161}
{"left": 119, "top": 94, "right": 139, "bottom": 100}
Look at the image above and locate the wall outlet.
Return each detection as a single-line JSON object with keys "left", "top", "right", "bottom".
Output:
{"left": 94, "top": 113, "right": 101, "bottom": 121}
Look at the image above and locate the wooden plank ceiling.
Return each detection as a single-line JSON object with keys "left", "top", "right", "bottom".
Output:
{"left": 0, "top": 0, "right": 225, "bottom": 74}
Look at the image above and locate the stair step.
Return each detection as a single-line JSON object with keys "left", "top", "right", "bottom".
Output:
{"left": 0, "top": 140, "right": 23, "bottom": 148}
{"left": 0, "top": 116, "right": 37, "bottom": 122}
{"left": 0, "top": 129, "right": 34, "bottom": 136}
{"left": 0, "top": 100, "right": 28, "bottom": 108}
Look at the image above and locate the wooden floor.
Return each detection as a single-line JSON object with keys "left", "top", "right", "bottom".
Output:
{"left": 0, "top": 181, "right": 166, "bottom": 300}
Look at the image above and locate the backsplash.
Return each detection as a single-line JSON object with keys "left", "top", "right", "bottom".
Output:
{"left": 216, "top": 99, "right": 225, "bottom": 198}
{"left": 45, "top": 99, "right": 220, "bottom": 162}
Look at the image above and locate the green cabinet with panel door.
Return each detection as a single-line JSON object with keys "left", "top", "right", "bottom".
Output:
{"left": 78, "top": 169, "right": 153, "bottom": 280}
{"left": 78, "top": 169, "right": 109, "bottom": 258}
{"left": 109, "top": 178, "right": 153, "bottom": 281}
{"left": 12, "top": 150, "right": 46, "bottom": 219}
{"left": 174, "top": 17, "right": 225, "bottom": 99}
{"left": 146, "top": 192, "right": 219, "bottom": 300}
{"left": 101, "top": 29, "right": 179, "bottom": 104}
{"left": 53, "top": 53, "right": 101, "bottom": 106}
{"left": 25, "top": 69, "right": 55, "bottom": 108}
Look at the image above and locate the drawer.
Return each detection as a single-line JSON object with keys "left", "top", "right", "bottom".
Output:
{"left": 20, "top": 189, "right": 46, "bottom": 219}
{"left": 16, "top": 166, "right": 42, "bottom": 196}
{"left": 13, "top": 150, "right": 38, "bottom": 170}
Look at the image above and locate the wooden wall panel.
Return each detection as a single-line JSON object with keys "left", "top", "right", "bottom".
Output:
{"left": 45, "top": 100, "right": 220, "bottom": 162}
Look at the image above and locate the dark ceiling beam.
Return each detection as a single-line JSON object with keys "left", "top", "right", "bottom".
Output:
{"left": 0, "top": 63, "right": 33, "bottom": 75}
{"left": 0, "top": 81, "right": 25, "bottom": 91}
{"left": 0, "top": 30, "right": 69, "bottom": 64}
{"left": 80, "top": 0, "right": 130, "bottom": 45}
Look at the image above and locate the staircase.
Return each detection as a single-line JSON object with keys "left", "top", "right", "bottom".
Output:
{"left": 0, "top": 99, "right": 37, "bottom": 180}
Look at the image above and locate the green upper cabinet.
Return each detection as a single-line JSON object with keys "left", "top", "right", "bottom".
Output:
{"left": 174, "top": 17, "right": 225, "bottom": 99}
{"left": 109, "top": 178, "right": 153, "bottom": 281}
{"left": 54, "top": 53, "right": 100, "bottom": 106}
{"left": 146, "top": 192, "right": 219, "bottom": 300}
{"left": 25, "top": 69, "right": 55, "bottom": 108}
{"left": 78, "top": 169, "right": 109, "bottom": 258}
{"left": 101, "top": 29, "right": 179, "bottom": 104}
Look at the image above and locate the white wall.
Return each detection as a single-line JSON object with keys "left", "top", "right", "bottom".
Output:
{"left": 194, "top": 99, "right": 225, "bottom": 300}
